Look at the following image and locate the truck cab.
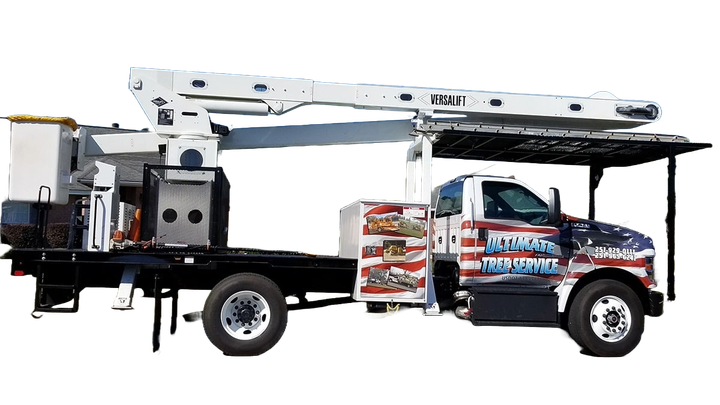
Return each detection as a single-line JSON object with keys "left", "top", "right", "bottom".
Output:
{"left": 431, "top": 175, "right": 663, "bottom": 356}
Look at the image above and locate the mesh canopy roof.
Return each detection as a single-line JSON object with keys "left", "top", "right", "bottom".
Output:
{"left": 424, "top": 122, "right": 711, "bottom": 168}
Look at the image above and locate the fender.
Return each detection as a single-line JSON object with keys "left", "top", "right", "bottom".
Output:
{"left": 555, "top": 254, "right": 657, "bottom": 313}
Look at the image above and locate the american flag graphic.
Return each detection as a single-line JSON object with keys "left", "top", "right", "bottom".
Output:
{"left": 561, "top": 216, "right": 656, "bottom": 290}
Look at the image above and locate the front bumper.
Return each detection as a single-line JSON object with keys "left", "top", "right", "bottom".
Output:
{"left": 648, "top": 290, "right": 664, "bottom": 317}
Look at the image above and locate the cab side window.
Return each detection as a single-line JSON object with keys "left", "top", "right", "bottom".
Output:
{"left": 482, "top": 181, "right": 549, "bottom": 225}
{"left": 435, "top": 181, "right": 463, "bottom": 218}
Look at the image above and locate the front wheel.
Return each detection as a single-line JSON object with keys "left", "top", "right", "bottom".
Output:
{"left": 202, "top": 273, "right": 287, "bottom": 356}
{"left": 567, "top": 280, "right": 644, "bottom": 357}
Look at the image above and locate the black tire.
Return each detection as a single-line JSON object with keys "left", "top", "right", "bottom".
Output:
{"left": 202, "top": 273, "right": 287, "bottom": 356}
{"left": 568, "top": 280, "right": 644, "bottom": 357}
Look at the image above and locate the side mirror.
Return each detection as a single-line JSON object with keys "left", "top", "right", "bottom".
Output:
{"left": 548, "top": 187, "right": 562, "bottom": 226}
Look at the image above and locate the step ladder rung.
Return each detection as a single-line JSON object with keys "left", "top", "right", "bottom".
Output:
{"left": 37, "top": 283, "right": 77, "bottom": 290}
{"left": 34, "top": 307, "right": 77, "bottom": 313}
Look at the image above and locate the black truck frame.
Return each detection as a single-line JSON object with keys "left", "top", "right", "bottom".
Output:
{"left": 9, "top": 246, "right": 358, "bottom": 352}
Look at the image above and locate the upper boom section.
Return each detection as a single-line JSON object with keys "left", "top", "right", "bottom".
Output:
{"left": 129, "top": 68, "right": 661, "bottom": 139}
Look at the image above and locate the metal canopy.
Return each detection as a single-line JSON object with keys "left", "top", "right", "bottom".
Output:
{"left": 423, "top": 122, "right": 712, "bottom": 168}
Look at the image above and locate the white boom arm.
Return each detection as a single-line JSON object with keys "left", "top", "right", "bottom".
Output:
{"left": 119, "top": 67, "right": 664, "bottom": 175}
{"left": 129, "top": 67, "right": 661, "bottom": 140}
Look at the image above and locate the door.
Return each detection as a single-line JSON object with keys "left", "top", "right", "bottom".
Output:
{"left": 469, "top": 179, "right": 568, "bottom": 287}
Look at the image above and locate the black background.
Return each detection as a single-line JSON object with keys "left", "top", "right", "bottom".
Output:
{"left": 0, "top": 38, "right": 704, "bottom": 375}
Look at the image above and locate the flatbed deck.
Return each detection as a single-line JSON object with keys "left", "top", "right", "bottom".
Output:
{"left": 7, "top": 246, "right": 358, "bottom": 306}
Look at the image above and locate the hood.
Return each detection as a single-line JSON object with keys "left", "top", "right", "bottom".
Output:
{"left": 566, "top": 216, "right": 654, "bottom": 257}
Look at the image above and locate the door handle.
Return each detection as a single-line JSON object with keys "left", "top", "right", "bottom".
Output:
{"left": 477, "top": 228, "right": 488, "bottom": 242}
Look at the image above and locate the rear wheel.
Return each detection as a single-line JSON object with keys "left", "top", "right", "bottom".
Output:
{"left": 203, "top": 273, "right": 287, "bottom": 356}
{"left": 568, "top": 280, "right": 644, "bottom": 357}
